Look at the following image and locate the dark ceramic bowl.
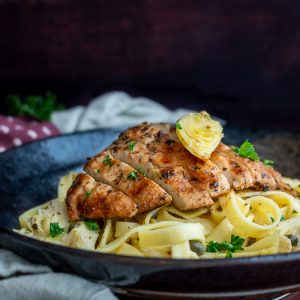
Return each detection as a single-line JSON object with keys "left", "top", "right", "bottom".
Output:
{"left": 1, "top": 127, "right": 300, "bottom": 300}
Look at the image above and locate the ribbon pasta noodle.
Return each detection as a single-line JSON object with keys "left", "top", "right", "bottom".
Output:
{"left": 15, "top": 173, "right": 300, "bottom": 259}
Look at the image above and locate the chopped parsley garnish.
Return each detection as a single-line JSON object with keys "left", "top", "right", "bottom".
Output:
{"left": 280, "top": 215, "right": 285, "bottom": 221}
{"left": 50, "top": 222, "right": 64, "bottom": 238}
{"left": 233, "top": 140, "right": 260, "bottom": 161}
{"left": 263, "top": 159, "right": 274, "bottom": 166}
{"left": 206, "top": 235, "right": 245, "bottom": 257}
{"left": 103, "top": 155, "right": 112, "bottom": 166}
{"left": 225, "top": 251, "right": 233, "bottom": 258}
{"left": 270, "top": 216, "right": 275, "bottom": 223}
{"left": 127, "top": 170, "right": 139, "bottom": 180}
{"left": 293, "top": 210, "right": 298, "bottom": 214}
{"left": 84, "top": 220, "right": 100, "bottom": 231}
{"left": 137, "top": 166, "right": 146, "bottom": 176}
{"left": 85, "top": 190, "right": 92, "bottom": 199}
{"left": 233, "top": 140, "right": 275, "bottom": 165}
{"left": 128, "top": 142, "right": 135, "bottom": 151}
{"left": 96, "top": 169, "right": 100, "bottom": 173}
{"left": 176, "top": 122, "right": 182, "bottom": 130}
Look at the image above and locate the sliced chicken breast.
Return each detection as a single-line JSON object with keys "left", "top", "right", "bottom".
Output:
{"left": 120, "top": 122, "right": 231, "bottom": 198}
{"left": 110, "top": 139, "right": 213, "bottom": 210}
{"left": 216, "top": 143, "right": 277, "bottom": 190}
{"left": 66, "top": 173, "right": 138, "bottom": 220}
{"left": 84, "top": 150, "right": 172, "bottom": 213}
{"left": 210, "top": 148, "right": 254, "bottom": 190}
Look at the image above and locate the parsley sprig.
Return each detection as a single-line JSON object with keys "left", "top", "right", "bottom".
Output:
{"left": 263, "top": 159, "right": 274, "bottom": 166}
{"left": 233, "top": 140, "right": 260, "bottom": 161}
{"left": 84, "top": 190, "right": 92, "bottom": 199}
{"left": 233, "top": 140, "right": 275, "bottom": 166}
{"left": 7, "top": 92, "right": 64, "bottom": 121}
{"left": 176, "top": 122, "right": 182, "bottom": 130}
{"left": 206, "top": 235, "right": 245, "bottom": 258}
{"left": 128, "top": 142, "right": 135, "bottom": 151}
{"left": 127, "top": 170, "right": 139, "bottom": 180}
{"left": 103, "top": 155, "right": 112, "bottom": 166}
{"left": 84, "top": 220, "right": 100, "bottom": 231}
{"left": 50, "top": 222, "right": 64, "bottom": 238}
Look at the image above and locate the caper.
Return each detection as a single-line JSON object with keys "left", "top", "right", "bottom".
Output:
{"left": 189, "top": 240, "right": 205, "bottom": 256}
{"left": 247, "top": 237, "right": 256, "bottom": 247}
{"left": 286, "top": 234, "right": 299, "bottom": 247}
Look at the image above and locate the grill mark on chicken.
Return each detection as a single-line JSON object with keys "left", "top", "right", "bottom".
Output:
{"left": 111, "top": 139, "right": 213, "bottom": 210}
{"left": 66, "top": 173, "right": 138, "bottom": 220}
{"left": 84, "top": 150, "right": 172, "bottom": 213}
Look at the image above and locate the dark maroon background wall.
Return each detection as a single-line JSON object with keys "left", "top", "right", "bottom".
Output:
{"left": 1, "top": 0, "right": 300, "bottom": 129}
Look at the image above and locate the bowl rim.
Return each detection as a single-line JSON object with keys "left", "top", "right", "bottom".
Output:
{"left": 2, "top": 227, "right": 300, "bottom": 269}
{"left": 2, "top": 127, "right": 300, "bottom": 270}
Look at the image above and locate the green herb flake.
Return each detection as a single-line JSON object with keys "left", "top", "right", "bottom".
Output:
{"left": 206, "top": 235, "right": 245, "bottom": 257}
{"left": 137, "top": 166, "right": 146, "bottom": 176}
{"left": 128, "top": 142, "right": 135, "bottom": 151}
{"left": 233, "top": 140, "right": 260, "bottom": 161}
{"left": 103, "top": 155, "right": 112, "bottom": 166}
{"left": 84, "top": 220, "right": 100, "bottom": 231}
{"left": 176, "top": 122, "right": 182, "bottom": 130}
{"left": 6, "top": 92, "right": 64, "bottom": 121}
{"left": 280, "top": 215, "right": 285, "bottom": 221}
{"left": 293, "top": 210, "right": 298, "bottom": 214}
{"left": 270, "top": 216, "right": 275, "bottom": 223}
{"left": 96, "top": 169, "right": 100, "bottom": 174}
{"left": 263, "top": 159, "right": 274, "bottom": 166}
{"left": 50, "top": 222, "right": 64, "bottom": 238}
{"left": 225, "top": 251, "right": 233, "bottom": 258}
{"left": 127, "top": 170, "right": 139, "bottom": 180}
{"left": 85, "top": 190, "right": 92, "bottom": 199}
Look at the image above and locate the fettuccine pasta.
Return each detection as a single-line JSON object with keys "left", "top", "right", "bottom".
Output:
{"left": 15, "top": 172, "right": 300, "bottom": 259}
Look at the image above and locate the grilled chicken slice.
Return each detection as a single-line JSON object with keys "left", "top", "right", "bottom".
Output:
{"left": 214, "top": 143, "right": 297, "bottom": 196}
{"left": 150, "top": 145, "right": 230, "bottom": 197}
{"left": 66, "top": 173, "right": 138, "bottom": 220}
{"left": 110, "top": 140, "right": 213, "bottom": 210}
{"left": 84, "top": 150, "right": 172, "bottom": 213}
{"left": 210, "top": 148, "right": 254, "bottom": 190}
{"left": 120, "top": 123, "right": 231, "bottom": 198}
{"left": 216, "top": 143, "right": 277, "bottom": 190}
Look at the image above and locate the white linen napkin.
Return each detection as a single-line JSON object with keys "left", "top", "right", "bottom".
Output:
{"left": 51, "top": 91, "right": 194, "bottom": 133}
{"left": 0, "top": 249, "right": 117, "bottom": 300}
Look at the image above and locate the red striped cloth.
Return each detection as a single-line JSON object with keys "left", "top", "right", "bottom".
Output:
{"left": 0, "top": 115, "right": 60, "bottom": 153}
